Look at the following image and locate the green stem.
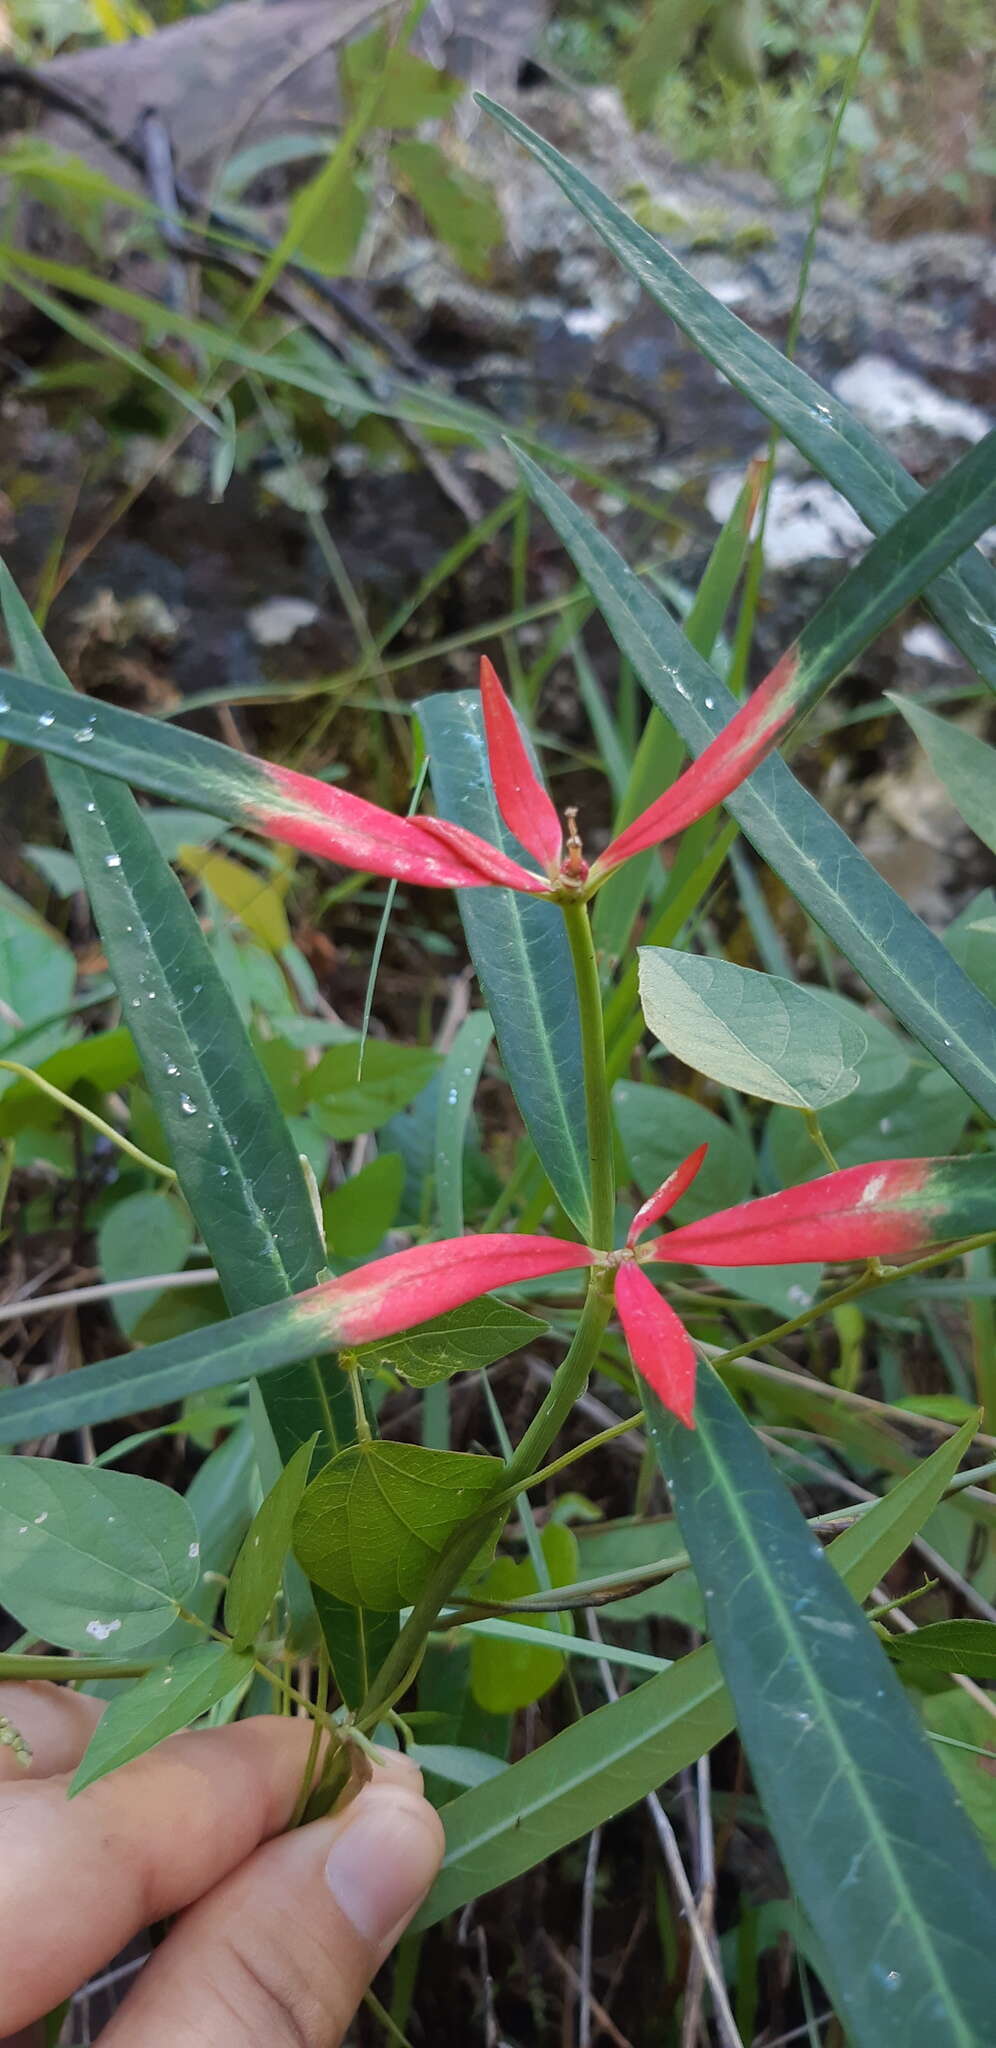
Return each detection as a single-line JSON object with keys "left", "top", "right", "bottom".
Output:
{"left": 0, "top": 1654, "right": 155, "bottom": 1682}
{"left": 561, "top": 900, "right": 615, "bottom": 1249}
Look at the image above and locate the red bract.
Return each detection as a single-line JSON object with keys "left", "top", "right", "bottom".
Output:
{"left": 479, "top": 656, "right": 564, "bottom": 872}
{"left": 616, "top": 1150, "right": 993, "bottom": 1431}
{"left": 615, "top": 1262, "right": 697, "bottom": 1429}
{"left": 304, "top": 1232, "right": 595, "bottom": 1347}
{"left": 627, "top": 1142, "right": 708, "bottom": 1243}
{"left": 591, "top": 651, "right": 801, "bottom": 877}
{"left": 644, "top": 1156, "right": 945, "bottom": 1268}
{"left": 246, "top": 651, "right": 807, "bottom": 899}
{"left": 258, "top": 763, "right": 546, "bottom": 895}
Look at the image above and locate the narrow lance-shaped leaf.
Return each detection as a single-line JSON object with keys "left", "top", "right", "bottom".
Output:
{"left": 646, "top": 1364, "right": 996, "bottom": 2048}
{"left": 0, "top": 1234, "right": 595, "bottom": 1444}
{"left": 416, "top": 1415, "right": 981, "bottom": 1928}
{"left": 421, "top": 690, "right": 593, "bottom": 1234}
{"left": 587, "top": 426, "right": 996, "bottom": 873}
{"left": 0, "top": 560, "right": 377, "bottom": 1701}
{"left": 646, "top": 1154, "right": 995, "bottom": 1268}
{"left": 70, "top": 1644, "right": 253, "bottom": 1796}
{"left": 0, "top": 671, "right": 545, "bottom": 894}
{"left": 479, "top": 656, "right": 563, "bottom": 870}
{"left": 510, "top": 449, "right": 996, "bottom": 1119}
{"left": 479, "top": 98, "right": 996, "bottom": 693}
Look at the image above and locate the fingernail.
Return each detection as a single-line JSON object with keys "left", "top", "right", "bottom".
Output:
{"left": 323, "top": 1786, "right": 442, "bottom": 1946}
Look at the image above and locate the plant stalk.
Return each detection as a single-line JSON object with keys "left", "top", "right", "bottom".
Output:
{"left": 561, "top": 899, "right": 615, "bottom": 1250}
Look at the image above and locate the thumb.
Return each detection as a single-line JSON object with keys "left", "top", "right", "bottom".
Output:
{"left": 101, "top": 1764, "right": 445, "bottom": 2046}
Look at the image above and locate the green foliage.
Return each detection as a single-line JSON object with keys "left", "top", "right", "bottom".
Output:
{"left": 2, "top": 71, "right": 995, "bottom": 2042}
{"left": 0, "top": 1460, "right": 201, "bottom": 1654}
{"left": 470, "top": 1523, "right": 579, "bottom": 1713}
{"left": 638, "top": 947, "right": 867, "bottom": 1108}
{"left": 293, "top": 1441, "right": 503, "bottom": 1609}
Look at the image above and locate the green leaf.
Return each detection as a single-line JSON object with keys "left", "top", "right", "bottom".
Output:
{"left": 307, "top": 1041, "right": 441, "bottom": 1139}
{"left": 480, "top": 99, "right": 996, "bottom": 692}
{"left": 922, "top": 1692, "right": 996, "bottom": 1863}
{"left": 286, "top": 166, "right": 368, "bottom": 277}
{"left": 177, "top": 843, "right": 291, "bottom": 951}
{"left": 767, "top": 1061, "right": 971, "bottom": 1187}
{"left": 293, "top": 1441, "right": 502, "bottom": 1610}
{"left": 0, "top": 1459, "right": 200, "bottom": 1655}
{"left": 416, "top": 1409, "right": 977, "bottom": 1930}
{"left": 648, "top": 1369, "right": 996, "bottom": 2046}
{"left": 889, "top": 695, "right": 996, "bottom": 856}
{"left": 355, "top": 1297, "right": 549, "bottom": 1388}
{"left": 884, "top": 1620, "right": 996, "bottom": 1681}
{"left": 98, "top": 1190, "right": 195, "bottom": 1338}
{"left": 435, "top": 1011, "right": 494, "bottom": 1238}
{"left": 323, "top": 1153, "right": 404, "bottom": 1261}
{"left": 390, "top": 141, "right": 503, "bottom": 279}
{"left": 0, "top": 1026, "right": 141, "bottom": 1136}
{"left": 509, "top": 451, "right": 996, "bottom": 1119}
{"left": 407, "top": 1742, "right": 507, "bottom": 1789}
{"left": 613, "top": 1081, "right": 754, "bottom": 1221}
{"left": 470, "top": 1523, "right": 578, "bottom": 1714}
{"left": 421, "top": 690, "right": 591, "bottom": 1233}
{"left": 639, "top": 947, "right": 867, "bottom": 1108}
{"left": 0, "top": 880, "right": 75, "bottom": 1085}
{"left": 0, "top": 560, "right": 373, "bottom": 1703}
{"left": 69, "top": 1643, "right": 253, "bottom": 1795}
{"left": 342, "top": 26, "right": 462, "bottom": 126}
{"left": 224, "top": 1436, "right": 317, "bottom": 1649}
{"left": 947, "top": 890, "right": 996, "bottom": 1006}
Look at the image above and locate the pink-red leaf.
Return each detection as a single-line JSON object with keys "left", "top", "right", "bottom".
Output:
{"left": 616, "top": 1262, "right": 697, "bottom": 1428}
{"left": 627, "top": 1143, "right": 709, "bottom": 1245}
{"left": 255, "top": 761, "right": 545, "bottom": 892}
{"left": 304, "top": 1232, "right": 594, "bottom": 1347}
{"left": 644, "top": 1155, "right": 992, "bottom": 1269}
{"left": 594, "top": 648, "right": 802, "bottom": 874}
{"left": 479, "top": 655, "right": 563, "bottom": 871}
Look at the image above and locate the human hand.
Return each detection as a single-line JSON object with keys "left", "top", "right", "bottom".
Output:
{"left": 0, "top": 1681, "right": 444, "bottom": 2046}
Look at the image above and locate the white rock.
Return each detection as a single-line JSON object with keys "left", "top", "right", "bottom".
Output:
{"left": 833, "top": 355, "right": 989, "bottom": 444}
{"left": 707, "top": 469, "right": 871, "bottom": 569}
{"left": 247, "top": 597, "right": 320, "bottom": 647}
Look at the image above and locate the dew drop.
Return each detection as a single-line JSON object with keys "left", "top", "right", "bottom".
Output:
{"left": 165, "top": 1060, "right": 179, "bottom": 1077}
{"left": 86, "top": 801, "right": 96, "bottom": 813}
{"left": 130, "top": 997, "right": 141, "bottom": 1009}
{"left": 218, "top": 1165, "right": 230, "bottom": 1178}
{"left": 74, "top": 723, "right": 95, "bottom": 744}
{"left": 104, "top": 853, "right": 122, "bottom": 869}
{"left": 37, "top": 711, "right": 55, "bottom": 728}
{"left": 0, "top": 694, "right": 9, "bottom": 713}
{"left": 704, "top": 695, "right": 714, "bottom": 710}
{"left": 179, "top": 1093, "right": 198, "bottom": 1116}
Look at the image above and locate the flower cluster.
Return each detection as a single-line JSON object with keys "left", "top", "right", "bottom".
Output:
{"left": 304, "top": 1152, "right": 988, "bottom": 1430}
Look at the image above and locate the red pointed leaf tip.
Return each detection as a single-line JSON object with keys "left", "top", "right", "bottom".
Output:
{"left": 306, "top": 1233, "right": 595, "bottom": 1347}
{"left": 594, "top": 648, "right": 803, "bottom": 876}
{"left": 616, "top": 1264, "right": 696, "bottom": 1429}
{"left": 644, "top": 1157, "right": 940, "bottom": 1269}
{"left": 627, "top": 1143, "right": 709, "bottom": 1246}
{"left": 255, "top": 761, "right": 544, "bottom": 893}
{"left": 479, "top": 656, "right": 563, "bottom": 873}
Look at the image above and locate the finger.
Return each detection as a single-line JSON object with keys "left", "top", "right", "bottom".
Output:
{"left": 99, "top": 1771, "right": 445, "bottom": 2046}
{"left": 0, "top": 1714, "right": 326, "bottom": 2033}
{"left": 0, "top": 1683, "right": 103, "bottom": 1782}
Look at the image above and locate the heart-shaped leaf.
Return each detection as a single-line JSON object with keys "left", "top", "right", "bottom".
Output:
{"left": 0, "top": 1460, "right": 200, "bottom": 1655}
{"left": 293, "top": 1441, "right": 502, "bottom": 1609}
{"left": 639, "top": 947, "right": 867, "bottom": 1107}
